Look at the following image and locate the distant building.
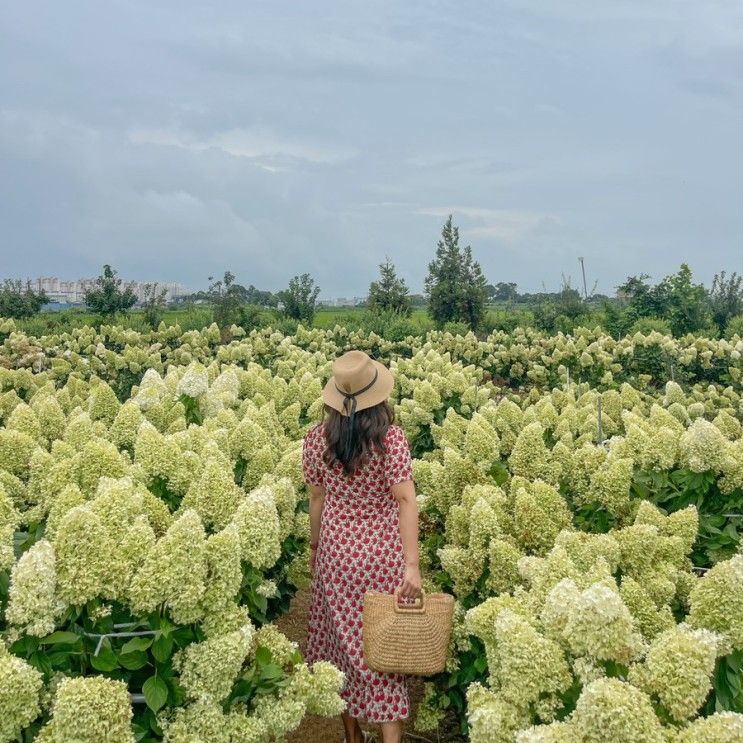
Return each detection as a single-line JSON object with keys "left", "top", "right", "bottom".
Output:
{"left": 32, "top": 276, "right": 191, "bottom": 304}
{"left": 319, "top": 295, "right": 368, "bottom": 307}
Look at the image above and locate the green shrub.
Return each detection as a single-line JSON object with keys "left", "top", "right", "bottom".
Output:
{"left": 629, "top": 316, "right": 674, "bottom": 336}
{"left": 725, "top": 315, "right": 743, "bottom": 339}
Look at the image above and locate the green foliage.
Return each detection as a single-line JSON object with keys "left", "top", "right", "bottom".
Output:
{"left": 84, "top": 265, "right": 137, "bottom": 319}
{"left": 710, "top": 271, "right": 743, "bottom": 333}
{"left": 619, "top": 264, "right": 711, "bottom": 336}
{"left": 442, "top": 320, "right": 471, "bottom": 337}
{"left": 632, "top": 467, "right": 742, "bottom": 567}
{"left": 207, "top": 271, "right": 247, "bottom": 333}
{"left": 359, "top": 308, "right": 429, "bottom": 341}
{"left": 482, "top": 307, "right": 535, "bottom": 333}
{"left": 141, "top": 283, "right": 169, "bottom": 330}
{"left": 0, "top": 280, "right": 48, "bottom": 319}
{"left": 629, "top": 316, "right": 674, "bottom": 336}
{"left": 489, "top": 282, "right": 519, "bottom": 301}
{"left": 367, "top": 257, "right": 412, "bottom": 316}
{"left": 726, "top": 315, "right": 743, "bottom": 339}
{"left": 533, "top": 276, "right": 588, "bottom": 333}
{"left": 278, "top": 273, "right": 320, "bottom": 324}
{"left": 425, "top": 216, "right": 488, "bottom": 330}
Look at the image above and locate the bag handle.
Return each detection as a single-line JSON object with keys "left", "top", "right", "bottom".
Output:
{"left": 393, "top": 587, "right": 426, "bottom": 614}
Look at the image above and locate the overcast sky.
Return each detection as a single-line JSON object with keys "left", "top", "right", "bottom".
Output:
{"left": 1, "top": 1, "right": 742, "bottom": 296}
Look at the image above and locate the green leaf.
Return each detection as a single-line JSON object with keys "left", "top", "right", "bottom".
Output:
{"left": 259, "top": 663, "right": 284, "bottom": 681}
{"left": 142, "top": 675, "right": 168, "bottom": 712}
{"left": 119, "top": 650, "right": 149, "bottom": 670}
{"left": 39, "top": 631, "right": 80, "bottom": 645}
{"left": 255, "top": 646, "right": 272, "bottom": 666}
{"left": 121, "top": 636, "right": 154, "bottom": 654}
{"left": 28, "top": 651, "right": 53, "bottom": 676}
{"left": 474, "top": 655, "right": 488, "bottom": 673}
{"left": 151, "top": 633, "right": 174, "bottom": 663}
{"left": 90, "top": 642, "right": 119, "bottom": 672}
{"left": 166, "top": 678, "right": 186, "bottom": 707}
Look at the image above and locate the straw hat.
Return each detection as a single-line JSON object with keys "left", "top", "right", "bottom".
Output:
{"left": 322, "top": 350, "right": 394, "bottom": 416}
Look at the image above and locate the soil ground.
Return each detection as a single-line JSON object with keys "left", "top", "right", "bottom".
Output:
{"left": 276, "top": 588, "right": 466, "bottom": 743}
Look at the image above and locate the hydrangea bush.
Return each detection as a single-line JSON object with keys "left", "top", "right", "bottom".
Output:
{"left": 0, "top": 359, "right": 344, "bottom": 742}
{"left": 409, "top": 381, "right": 743, "bottom": 739}
{"left": 1, "top": 321, "right": 742, "bottom": 741}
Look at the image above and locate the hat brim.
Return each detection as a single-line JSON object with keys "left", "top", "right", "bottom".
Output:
{"left": 321, "top": 359, "right": 394, "bottom": 415}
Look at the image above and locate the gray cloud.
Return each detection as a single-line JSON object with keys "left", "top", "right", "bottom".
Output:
{"left": 1, "top": 0, "right": 742, "bottom": 297}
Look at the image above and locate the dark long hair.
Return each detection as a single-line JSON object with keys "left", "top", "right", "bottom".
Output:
{"left": 322, "top": 400, "right": 395, "bottom": 476}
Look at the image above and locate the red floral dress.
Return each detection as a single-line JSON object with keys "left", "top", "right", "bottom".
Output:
{"left": 302, "top": 422, "right": 414, "bottom": 723}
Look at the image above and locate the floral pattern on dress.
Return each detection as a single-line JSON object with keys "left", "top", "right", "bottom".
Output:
{"left": 303, "top": 422, "right": 414, "bottom": 723}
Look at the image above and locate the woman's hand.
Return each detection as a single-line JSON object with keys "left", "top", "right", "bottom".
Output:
{"left": 309, "top": 548, "right": 317, "bottom": 575}
{"left": 398, "top": 563, "right": 422, "bottom": 600}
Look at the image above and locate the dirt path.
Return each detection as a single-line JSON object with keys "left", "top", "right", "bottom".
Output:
{"left": 276, "top": 587, "right": 439, "bottom": 743}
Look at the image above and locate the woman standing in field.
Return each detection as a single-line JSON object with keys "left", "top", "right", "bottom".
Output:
{"left": 302, "top": 350, "right": 421, "bottom": 743}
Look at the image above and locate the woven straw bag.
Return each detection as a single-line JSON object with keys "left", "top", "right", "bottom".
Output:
{"left": 362, "top": 589, "right": 455, "bottom": 675}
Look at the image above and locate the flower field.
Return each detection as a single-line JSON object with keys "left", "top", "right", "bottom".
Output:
{"left": 1, "top": 317, "right": 742, "bottom": 742}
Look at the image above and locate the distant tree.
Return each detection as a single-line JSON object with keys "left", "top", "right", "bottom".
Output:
{"left": 709, "top": 271, "right": 743, "bottom": 333}
{"left": 367, "top": 257, "right": 411, "bottom": 316}
{"left": 424, "top": 216, "right": 488, "bottom": 330}
{"left": 84, "top": 265, "right": 137, "bottom": 319}
{"left": 618, "top": 264, "right": 710, "bottom": 336}
{"left": 492, "top": 282, "right": 519, "bottom": 301}
{"left": 279, "top": 273, "right": 321, "bottom": 324}
{"left": 600, "top": 298, "right": 627, "bottom": 339}
{"left": 0, "top": 280, "right": 48, "bottom": 319}
{"left": 656, "top": 264, "right": 710, "bottom": 336}
{"left": 141, "top": 282, "right": 169, "bottom": 329}
{"left": 207, "top": 271, "right": 248, "bottom": 330}
{"left": 616, "top": 274, "right": 663, "bottom": 318}
{"left": 244, "top": 285, "right": 279, "bottom": 308}
{"left": 533, "top": 275, "right": 587, "bottom": 332}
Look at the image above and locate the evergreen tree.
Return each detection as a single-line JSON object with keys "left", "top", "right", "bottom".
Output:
{"left": 424, "top": 216, "right": 488, "bottom": 329}
{"left": 84, "top": 265, "right": 137, "bottom": 318}
{"left": 367, "top": 257, "right": 411, "bottom": 316}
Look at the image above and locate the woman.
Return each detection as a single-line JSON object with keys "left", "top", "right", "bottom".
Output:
{"left": 302, "top": 350, "right": 421, "bottom": 743}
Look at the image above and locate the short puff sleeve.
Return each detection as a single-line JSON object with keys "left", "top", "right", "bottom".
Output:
{"left": 385, "top": 425, "right": 414, "bottom": 489}
{"left": 302, "top": 425, "right": 325, "bottom": 487}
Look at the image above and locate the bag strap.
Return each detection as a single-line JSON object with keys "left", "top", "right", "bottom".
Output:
{"left": 393, "top": 587, "right": 425, "bottom": 614}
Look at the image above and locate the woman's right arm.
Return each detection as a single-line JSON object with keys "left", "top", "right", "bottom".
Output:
{"left": 391, "top": 479, "right": 421, "bottom": 599}
{"left": 302, "top": 426, "right": 326, "bottom": 574}
{"left": 308, "top": 483, "right": 326, "bottom": 574}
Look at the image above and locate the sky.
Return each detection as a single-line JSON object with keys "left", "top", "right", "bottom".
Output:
{"left": 1, "top": 1, "right": 742, "bottom": 297}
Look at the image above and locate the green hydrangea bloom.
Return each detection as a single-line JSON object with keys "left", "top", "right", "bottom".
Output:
{"left": 232, "top": 486, "right": 282, "bottom": 569}
{"left": 175, "top": 626, "right": 253, "bottom": 703}
{"left": 0, "top": 643, "right": 44, "bottom": 742}
{"left": 688, "top": 555, "right": 743, "bottom": 650}
{"left": 39, "top": 676, "right": 134, "bottom": 743}
{"left": 129, "top": 509, "right": 208, "bottom": 624}
{"left": 676, "top": 712, "right": 743, "bottom": 742}
{"left": 629, "top": 625, "right": 719, "bottom": 722}
{"left": 569, "top": 678, "right": 664, "bottom": 743}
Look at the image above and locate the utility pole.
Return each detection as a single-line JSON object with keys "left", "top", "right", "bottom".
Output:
{"left": 578, "top": 257, "right": 588, "bottom": 300}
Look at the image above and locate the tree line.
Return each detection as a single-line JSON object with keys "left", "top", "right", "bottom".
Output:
{"left": 2, "top": 216, "right": 742, "bottom": 339}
